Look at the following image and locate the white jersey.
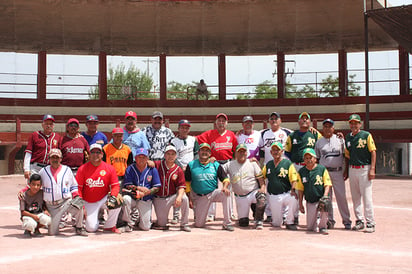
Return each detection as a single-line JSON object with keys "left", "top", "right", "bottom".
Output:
{"left": 39, "top": 165, "right": 78, "bottom": 202}
{"left": 315, "top": 134, "right": 345, "bottom": 169}
{"left": 259, "top": 127, "right": 291, "bottom": 164}
{"left": 237, "top": 130, "right": 262, "bottom": 160}
{"left": 170, "top": 135, "right": 198, "bottom": 169}
{"left": 223, "top": 159, "right": 262, "bottom": 196}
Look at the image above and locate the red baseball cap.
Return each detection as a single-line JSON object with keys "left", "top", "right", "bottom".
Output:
{"left": 66, "top": 118, "right": 79, "bottom": 126}
{"left": 125, "top": 111, "right": 137, "bottom": 120}
{"left": 112, "top": 127, "right": 124, "bottom": 134}
{"left": 216, "top": 113, "right": 228, "bottom": 120}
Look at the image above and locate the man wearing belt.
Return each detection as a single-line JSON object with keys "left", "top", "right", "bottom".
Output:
{"left": 38, "top": 148, "right": 87, "bottom": 236}
{"left": 344, "top": 114, "right": 377, "bottom": 233}
{"left": 223, "top": 144, "right": 266, "bottom": 229}
{"left": 24, "top": 114, "right": 61, "bottom": 180}
{"left": 262, "top": 142, "right": 298, "bottom": 230}
{"left": 153, "top": 145, "right": 190, "bottom": 232}
{"left": 185, "top": 143, "right": 234, "bottom": 231}
{"left": 315, "top": 118, "right": 351, "bottom": 230}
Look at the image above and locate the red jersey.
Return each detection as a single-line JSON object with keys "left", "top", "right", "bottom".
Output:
{"left": 154, "top": 160, "right": 186, "bottom": 197}
{"left": 76, "top": 161, "right": 120, "bottom": 203}
{"left": 60, "top": 135, "right": 89, "bottom": 168}
{"left": 197, "top": 129, "right": 238, "bottom": 161}
{"left": 25, "top": 131, "right": 61, "bottom": 164}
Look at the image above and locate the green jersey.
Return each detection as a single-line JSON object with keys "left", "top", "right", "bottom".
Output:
{"left": 296, "top": 164, "right": 332, "bottom": 203}
{"left": 345, "top": 130, "right": 376, "bottom": 166}
{"left": 262, "top": 158, "right": 298, "bottom": 195}
{"left": 285, "top": 130, "right": 322, "bottom": 163}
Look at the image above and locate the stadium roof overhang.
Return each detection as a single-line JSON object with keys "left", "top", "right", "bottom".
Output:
{"left": 0, "top": 0, "right": 399, "bottom": 56}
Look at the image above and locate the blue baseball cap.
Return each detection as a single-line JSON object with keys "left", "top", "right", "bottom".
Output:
{"left": 42, "top": 114, "right": 55, "bottom": 122}
{"left": 322, "top": 118, "right": 334, "bottom": 126}
{"left": 134, "top": 148, "right": 148, "bottom": 157}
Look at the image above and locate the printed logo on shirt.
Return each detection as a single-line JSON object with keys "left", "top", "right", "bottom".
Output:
{"left": 53, "top": 139, "right": 59, "bottom": 147}
{"left": 356, "top": 138, "right": 366, "bottom": 149}
{"left": 278, "top": 167, "right": 288, "bottom": 178}
{"left": 293, "top": 139, "right": 298, "bottom": 144}
{"left": 147, "top": 175, "right": 152, "bottom": 182}
{"left": 307, "top": 137, "right": 316, "bottom": 147}
{"left": 86, "top": 177, "right": 105, "bottom": 188}
{"left": 172, "top": 174, "right": 178, "bottom": 181}
{"left": 302, "top": 177, "right": 307, "bottom": 184}
{"left": 314, "top": 175, "right": 323, "bottom": 185}
{"left": 100, "top": 170, "right": 106, "bottom": 176}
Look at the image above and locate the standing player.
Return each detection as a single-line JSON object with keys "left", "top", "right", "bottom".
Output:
{"left": 122, "top": 110, "right": 151, "bottom": 157}
{"left": 153, "top": 145, "right": 191, "bottom": 232}
{"left": 60, "top": 118, "right": 89, "bottom": 175}
{"left": 296, "top": 148, "right": 332, "bottom": 234}
{"left": 81, "top": 114, "right": 108, "bottom": 146}
{"left": 237, "top": 115, "right": 262, "bottom": 161}
{"left": 315, "top": 118, "right": 351, "bottom": 230}
{"left": 344, "top": 114, "right": 376, "bottom": 233}
{"left": 23, "top": 114, "right": 61, "bottom": 179}
{"left": 143, "top": 111, "right": 175, "bottom": 161}
{"left": 223, "top": 144, "right": 266, "bottom": 229}
{"left": 76, "top": 144, "right": 122, "bottom": 233}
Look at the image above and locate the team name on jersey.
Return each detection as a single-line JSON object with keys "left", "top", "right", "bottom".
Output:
{"left": 86, "top": 177, "right": 105, "bottom": 188}
{"left": 211, "top": 141, "right": 233, "bottom": 151}
{"left": 110, "top": 156, "right": 127, "bottom": 165}
{"left": 65, "top": 147, "right": 84, "bottom": 154}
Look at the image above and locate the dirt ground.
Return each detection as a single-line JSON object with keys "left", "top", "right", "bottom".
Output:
{"left": 1, "top": 175, "right": 411, "bottom": 274}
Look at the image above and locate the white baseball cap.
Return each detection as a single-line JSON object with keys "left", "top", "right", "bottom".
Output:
{"left": 165, "top": 145, "right": 177, "bottom": 153}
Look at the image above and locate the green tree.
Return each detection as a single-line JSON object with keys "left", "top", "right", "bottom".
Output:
{"left": 236, "top": 80, "right": 277, "bottom": 99}
{"left": 167, "top": 81, "right": 193, "bottom": 100}
{"left": 88, "top": 63, "right": 155, "bottom": 100}
{"left": 319, "top": 74, "right": 360, "bottom": 97}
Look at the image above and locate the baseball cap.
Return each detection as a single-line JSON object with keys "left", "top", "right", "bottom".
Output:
{"left": 303, "top": 147, "right": 316, "bottom": 158}
{"left": 242, "top": 115, "right": 254, "bottom": 123}
{"left": 134, "top": 147, "right": 149, "bottom": 156}
{"left": 348, "top": 114, "right": 361, "bottom": 123}
{"left": 49, "top": 148, "right": 62, "bottom": 158}
{"left": 299, "top": 112, "right": 311, "bottom": 120}
{"left": 152, "top": 111, "right": 163, "bottom": 119}
{"left": 236, "top": 144, "right": 248, "bottom": 152}
{"left": 165, "top": 145, "right": 177, "bottom": 153}
{"left": 269, "top": 112, "right": 280, "bottom": 119}
{"left": 66, "top": 118, "right": 79, "bottom": 126}
{"left": 86, "top": 115, "right": 99, "bottom": 122}
{"left": 112, "top": 127, "right": 123, "bottom": 134}
{"left": 271, "top": 141, "right": 283, "bottom": 150}
{"left": 216, "top": 113, "right": 228, "bottom": 120}
{"left": 322, "top": 118, "right": 334, "bottom": 126}
{"left": 125, "top": 111, "right": 137, "bottom": 120}
{"left": 90, "top": 143, "right": 103, "bottom": 152}
{"left": 199, "top": 143, "right": 211, "bottom": 150}
{"left": 42, "top": 114, "right": 55, "bottom": 122}
{"left": 178, "top": 119, "right": 191, "bottom": 127}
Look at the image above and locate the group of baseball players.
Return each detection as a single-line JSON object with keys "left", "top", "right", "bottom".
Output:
{"left": 18, "top": 109, "right": 377, "bottom": 237}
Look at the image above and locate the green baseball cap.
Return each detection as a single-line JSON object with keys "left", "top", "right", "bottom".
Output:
{"left": 299, "top": 112, "right": 311, "bottom": 120}
{"left": 349, "top": 114, "right": 361, "bottom": 123}
{"left": 236, "top": 144, "right": 248, "bottom": 152}
{"left": 199, "top": 143, "right": 211, "bottom": 150}
{"left": 271, "top": 141, "right": 283, "bottom": 150}
{"left": 303, "top": 147, "right": 316, "bottom": 158}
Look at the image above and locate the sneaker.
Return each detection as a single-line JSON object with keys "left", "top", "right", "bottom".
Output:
{"left": 206, "top": 215, "right": 215, "bottom": 222}
{"left": 180, "top": 225, "right": 191, "bottom": 232}
{"left": 344, "top": 223, "right": 352, "bottom": 230}
{"left": 364, "top": 224, "right": 375, "bottom": 233}
{"left": 104, "top": 226, "right": 121, "bottom": 234}
{"left": 75, "top": 227, "right": 88, "bottom": 237}
{"left": 319, "top": 228, "right": 329, "bottom": 235}
{"left": 32, "top": 229, "right": 44, "bottom": 237}
{"left": 286, "top": 224, "right": 298, "bottom": 231}
{"left": 255, "top": 221, "right": 263, "bottom": 230}
{"left": 352, "top": 220, "right": 365, "bottom": 231}
{"left": 327, "top": 220, "right": 335, "bottom": 229}
{"left": 170, "top": 216, "right": 179, "bottom": 225}
{"left": 264, "top": 216, "right": 272, "bottom": 223}
{"left": 231, "top": 214, "right": 238, "bottom": 221}
{"left": 23, "top": 230, "right": 32, "bottom": 238}
{"left": 120, "top": 226, "right": 133, "bottom": 233}
{"left": 222, "top": 224, "right": 235, "bottom": 232}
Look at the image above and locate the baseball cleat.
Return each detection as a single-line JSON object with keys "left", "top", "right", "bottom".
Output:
{"left": 364, "top": 224, "right": 375, "bottom": 233}
{"left": 352, "top": 220, "right": 365, "bottom": 231}
{"left": 222, "top": 224, "right": 235, "bottom": 232}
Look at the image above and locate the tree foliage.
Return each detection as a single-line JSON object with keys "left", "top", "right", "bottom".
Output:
{"left": 89, "top": 63, "right": 155, "bottom": 100}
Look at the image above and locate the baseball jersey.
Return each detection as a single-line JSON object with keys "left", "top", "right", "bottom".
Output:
{"left": 123, "top": 164, "right": 162, "bottom": 201}
{"left": 185, "top": 160, "right": 228, "bottom": 195}
{"left": 237, "top": 130, "right": 262, "bottom": 160}
{"left": 315, "top": 134, "right": 345, "bottom": 169}
{"left": 296, "top": 164, "right": 332, "bottom": 203}
{"left": 60, "top": 134, "right": 89, "bottom": 168}
{"left": 123, "top": 128, "right": 151, "bottom": 158}
{"left": 81, "top": 131, "right": 108, "bottom": 146}
{"left": 259, "top": 128, "right": 291, "bottom": 164}
{"left": 154, "top": 160, "right": 186, "bottom": 197}
{"left": 39, "top": 165, "right": 79, "bottom": 202}
{"left": 76, "top": 161, "right": 120, "bottom": 203}
{"left": 103, "top": 143, "right": 133, "bottom": 177}
{"left": 285, "top": 130, "right": 322, "bottom": 164}
{"left": 345, "top": 130, "right": 376, "bottom": 165}
{"left": 25, "top": 131, "right": 61, "bottom": 165}
{"left": 20, "top": 190, "right": 45, "bottom": 214}
{"left": 223, "top": 159, "right": 263, "bottom": 196}
{"left": 170, "top": 135, "right": 199, "bottom": 169}
{"left": 197, "top": 129, "right": 238, "bottom": 161}
{"left": 262, "top": 158, "right": 298, "bottom": 195}
{"left": 143, "top": 126, "right": 175, "bottom": 161}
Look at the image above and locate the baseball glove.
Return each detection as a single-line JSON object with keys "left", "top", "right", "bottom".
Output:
{"left": 106, "top": 195, "right": 122, "bottom": 209}
{"left": 317, "top": 196, "right": 332, "bottom": 213}
{"left": 70, "top": 196, "right": 84, "bottom": 210}
{"left": 122, "top": 186, "right": 143, "bottom": 200}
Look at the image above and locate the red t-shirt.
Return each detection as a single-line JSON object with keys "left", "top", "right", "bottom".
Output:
{"left": 197, "top": 129, "right": 238, "bottom": 161}
{"left": 154, "top": 160, "right": 185, "bottom": 197}
{"left": 60, "top": 135, "right": 89, "bottom": 168}
{"left": 25, "top": 131, "right": 61, "bottom": 164}
{"left": 76, "top": 161, "right": 120, "bottom": 203}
